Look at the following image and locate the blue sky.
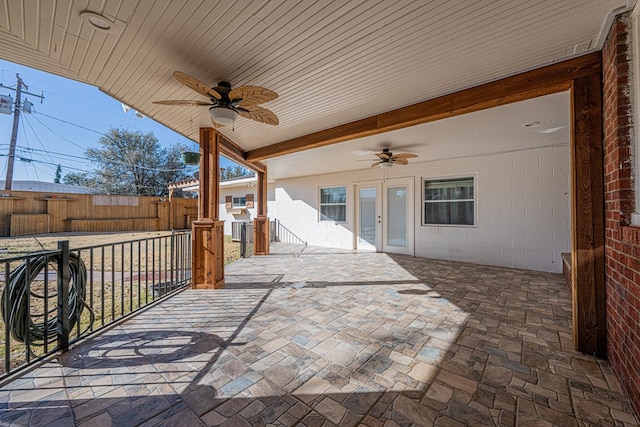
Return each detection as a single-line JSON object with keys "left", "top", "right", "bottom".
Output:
{"left": 0, "top": 58, "right": 236, "bottom": 183}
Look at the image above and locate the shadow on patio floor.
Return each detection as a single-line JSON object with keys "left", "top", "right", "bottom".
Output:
{"left": 0, "top": 249, "right": 637, "bottom": 426}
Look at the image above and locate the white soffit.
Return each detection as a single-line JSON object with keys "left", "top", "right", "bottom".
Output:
{"left": 0, "top": 0, "right": 627, "bottom": 154}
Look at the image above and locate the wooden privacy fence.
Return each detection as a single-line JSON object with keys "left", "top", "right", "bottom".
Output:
{"left": 0, "top": 191, "right": 198, "bottom": 236}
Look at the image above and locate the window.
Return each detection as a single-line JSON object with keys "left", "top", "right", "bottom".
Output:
{"left": 232, "top": 196, "right": 246, "bottom": 208}
{"left": 320, "top": 186, "right": 346, "bottom": 222}
{"left": 423, "top": 177, "right": 475, "bottom": 226}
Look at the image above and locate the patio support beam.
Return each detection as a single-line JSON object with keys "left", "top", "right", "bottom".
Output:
{"left": 570, "top": 71, "right": 606, "bottom": 357}
{"left": 240, "top": 51, "right": 607, "bottom": 358}
{"left": 218, "top": 133, "right": 267, "bottom": 174}
{"left": 192, "top": 127, "right": 224, "bottom": 289}
{"left": 254, "top": 167, "right": 269, "bottom": 255}
{"left": 245, "top": 52, "right": 600, "bottom": 162}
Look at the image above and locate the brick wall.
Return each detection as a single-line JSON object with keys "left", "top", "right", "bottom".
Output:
{"left": 603, "top": 13, "right": 640, "bottom": 416}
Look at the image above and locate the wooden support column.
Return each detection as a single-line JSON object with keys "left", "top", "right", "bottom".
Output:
{"left": 570, "top": 71, "right": 606, "bottom": 357}
{"left": 253, "top": 167, "right": 269, "bottom": 255}
{"left": 192, "top": 128, "right": 224, "bottom": 289}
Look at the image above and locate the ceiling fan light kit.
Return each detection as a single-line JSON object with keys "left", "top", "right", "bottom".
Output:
{"left": 154, "top": 72, "right": 279, "bottom": 126}
{"left": 210, "top": 106, "right": 236, "bottom": 126}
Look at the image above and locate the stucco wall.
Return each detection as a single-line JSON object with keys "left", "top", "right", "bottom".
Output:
{"left": 218, "top": 186, "right": 258, "bottom": 236}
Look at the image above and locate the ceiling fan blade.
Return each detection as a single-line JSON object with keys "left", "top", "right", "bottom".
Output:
{"left": 153, "top": 100, "right": 211, "bottom": 106}
{"left": 371, "top": 162, "right": 381, "bottom": 168}
{"left": 230, "top": 85, "right": 278, "bottom": 105}
{"left": 394, "top": 158, "right": 409, "bottom": 165}
{"left": 236, "top": 106, "right": 279, "bottom": 125}
{"left": 376, "top": 152, "right": 392, "bottom": 160}
{"left": 173, "top": 71, "right": 222, "bottom": 100}
{"left": 392, "top": 153, "right": 418, "bottom": 159}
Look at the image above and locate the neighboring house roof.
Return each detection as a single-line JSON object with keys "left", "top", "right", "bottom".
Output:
{"left": 0, "top": 180, "right": 99, "bottom": 194}
{"left": 167, "top": 178, "right": 199, "bottom": 193}
{"left": 168, "top": 175, "right": 257, "bottom": 194}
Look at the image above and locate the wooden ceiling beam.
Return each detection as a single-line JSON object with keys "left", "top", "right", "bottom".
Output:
{"left": 245, "top": 52, "right": 600, "bottom": 162}
{"left": 217, "top": 132, "right": 267, "bottom": 174}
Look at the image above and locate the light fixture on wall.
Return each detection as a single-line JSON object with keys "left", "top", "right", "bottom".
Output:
{"left": 210, "top": 106, "right": 236, "bottom": 126}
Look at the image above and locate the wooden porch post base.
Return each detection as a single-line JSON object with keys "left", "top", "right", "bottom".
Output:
{"left": 254, "top": 216, "right": 270, "bottom": 255}
{"left": 192, "top": 220, "right": 225, "bottom": 289}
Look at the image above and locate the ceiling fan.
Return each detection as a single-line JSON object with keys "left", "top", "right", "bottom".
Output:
{"left": 154, "top": 71, "right": 279, "bottom": 126}
{"left": 371, "top": 148, "right": 418, "bottom": 168}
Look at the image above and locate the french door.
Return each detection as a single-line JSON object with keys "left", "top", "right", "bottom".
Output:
{"left": 355, "top": 178, "right": 414, "bottom": 255}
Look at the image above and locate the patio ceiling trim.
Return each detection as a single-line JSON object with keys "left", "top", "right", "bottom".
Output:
{"left": 244, "top": 52, "right": 600, "bottom": 162}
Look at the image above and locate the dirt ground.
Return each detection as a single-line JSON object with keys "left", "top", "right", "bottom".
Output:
{"left": 0, "top": 231, "right": 242, "bottom": 264}
{"left": 0, "top": 231, "right": 176, "bottom": 256}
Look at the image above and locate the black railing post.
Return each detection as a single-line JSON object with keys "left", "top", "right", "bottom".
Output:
{"left": 57, "top": 240, "right": 70, "bottom": 352}
{"left": 240, "top": 222, "right": 247, "bottom": 258}
{"left": 170, "top": 233, "right": 175, "bottom": 287}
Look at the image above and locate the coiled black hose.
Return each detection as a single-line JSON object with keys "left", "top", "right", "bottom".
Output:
{"left": 1, "top": 252, "right": 94, "bottom": 345}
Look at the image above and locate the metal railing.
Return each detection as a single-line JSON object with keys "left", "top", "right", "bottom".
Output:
{"left": 272, "top": 219, "right": 307, "bottom": 246}
{"left": 0, "top": 230, "right": 192, "bottom": 380}
{"left": 239, "top": 222, "right": 254, "bottom": 258}
{"left": 235, "top": 219, "right": 307, "bottom": 258}
{"left": 232, "top": 221, "right": 254, "bottom": 243}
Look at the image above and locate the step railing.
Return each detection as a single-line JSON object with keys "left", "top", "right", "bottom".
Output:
{"left": 272, "top": 219, "right": 307, "bottom": 246}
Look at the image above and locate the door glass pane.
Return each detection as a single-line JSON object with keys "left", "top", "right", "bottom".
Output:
{"left": 359, "top": 188, "right": 376, "bottom": 245}
{"left": 387, "top": 186, "right": 406, "bottom": 247}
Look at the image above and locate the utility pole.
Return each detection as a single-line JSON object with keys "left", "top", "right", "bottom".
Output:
{"left": 1, "top": 74, "right": 44, "bottom": 190}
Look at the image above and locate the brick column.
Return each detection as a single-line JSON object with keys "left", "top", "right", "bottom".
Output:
{"left": 602, "top": 13, "right": 640, "bottom": 416}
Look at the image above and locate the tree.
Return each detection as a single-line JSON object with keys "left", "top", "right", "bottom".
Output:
{"left": 220, "top": 164, "right": 253, "bottom": 180}
{"left": 54, "top": 164, "right": 62, "bottom": 183}
{"left": 63, "top": 127, "right": 192, "bottom": 196}
{"left": 62, "top": 172, "right": 97, "bottom": 188}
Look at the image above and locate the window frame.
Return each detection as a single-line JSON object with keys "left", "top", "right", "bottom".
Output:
{"left": 319, "top": 185, "right": 348, "bottom": 223}
{"left": 422, "top": 175, "right": 477, "bottom": 227}
{"left": 232, "top": 196, "right": 247, "bottom": 208}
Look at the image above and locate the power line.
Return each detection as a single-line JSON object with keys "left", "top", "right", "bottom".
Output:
{"left": 13, "top": 146, "right": 94, "bottom": 166}
{"left": 28, "top": 113, "right": 92, "bottom": 151}
{"left": 0, "top": 74, "right": 44, "bottom": 189}
{"left": 35, "top": 111, "right": 104, "bottom": 135}
{"left": 0, "top": 153, "right": 94, "bottom": 173}
{"left": 22, "top": 114, "right": 56, "bottom": 164}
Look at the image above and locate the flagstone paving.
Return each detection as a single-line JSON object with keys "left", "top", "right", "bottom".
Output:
{"left": 0, "top": 244, "right": 637, "bottom": 426}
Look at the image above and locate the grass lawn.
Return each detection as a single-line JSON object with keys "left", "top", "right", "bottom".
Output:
{"left": 0, "top": 231, "right": 242, "bottom": 376}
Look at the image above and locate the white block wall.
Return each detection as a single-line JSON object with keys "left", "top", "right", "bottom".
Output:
{"left": 267, "top": 174, "right": 356, "bottom": 249}
{"left": 414, "top": 145, "right": 570, "bottom": 273}
{"left": 268, "top": 144, "right": 570, "bottom": 273}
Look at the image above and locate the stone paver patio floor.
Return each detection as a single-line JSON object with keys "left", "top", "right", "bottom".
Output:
{"left": 0, "top": 244, "right": 638, "bottom": 426}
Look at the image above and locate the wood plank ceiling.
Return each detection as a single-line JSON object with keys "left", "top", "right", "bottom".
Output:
{"left": 0, "top": 0, "right": 630, "bottom": 163}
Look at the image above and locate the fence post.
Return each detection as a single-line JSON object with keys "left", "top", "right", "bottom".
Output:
{"left": 57, "top": 240, "right": 70, "bottom": 352}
